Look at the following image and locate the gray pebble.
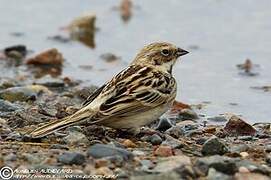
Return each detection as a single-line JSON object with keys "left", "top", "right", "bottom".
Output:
{"left": 58, "top": 152, "right": 86, "bottom": 165}
{"left": 149, "top": 134, "right": 162, "bottom": 145}
{"left": 202, "top": 136, "right": 228, "bottom": 156}
{"left": 87, "top": 143, "right": 133, "bottom": 160}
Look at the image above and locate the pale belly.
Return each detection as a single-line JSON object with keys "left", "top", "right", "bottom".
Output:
{"left": 100, "top": 103, "right": 171, "bottom": 129}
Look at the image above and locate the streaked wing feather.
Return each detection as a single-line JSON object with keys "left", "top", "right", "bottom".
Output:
{"left": 91, "top": 64, "right": 176, "bottom": 122}
{"left": 82, "top": 84, "right": 106, "bottom": 106}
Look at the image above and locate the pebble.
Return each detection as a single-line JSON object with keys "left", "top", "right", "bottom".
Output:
{"left": 177, "top": 108, "right": 198, "bottom": 121}
{"left": 95, "top": 167, "right": 114, "bottom": 176}
{"left": 68, "top": 13, "right": 96, "bottom": 48}
{"left": 22, "top": 153, "right": 44, "bottom": 164}
{"left": 195, "top": 155, "right": 237, "bottom": 175}
{"left": 234, "top": 172, "right": 270, "bottom": 180}
{"left": 161, "top": 134, "right": 184, "bottom": 149}
{"left": 114, "top": 168, "right": 129, "bottom": 178}
{"left": 265, "top": 144, "right": 271, "bottom": 152}
{"left": 154, "top": 145, "right": 173, "bottom": 157}
{"left": 156, "top": 118, "right": 173, "bottom": 131}
{"left": 207, "top": 168, "right": 232, "bottom": 180}
{"left": 94, "top": 158, "right": 109, "bottom": 168}
{"left": 100, "top": 53, "right": 120, "bottom": 63}
{"left": 266, "top": 154, "right": 271, "bottom": 165}
{"left": 235, "top": 160, "right": 271, "bottom": 175}
{"left": 57, "top": 152, "right": 85, "bottom": 165}
{"left": 122, "top": 139, "right": 137, "bottom": 148}
{"left": 230, "top": 144, "right": 250, "bottom": 154}
{"left": 140, "top": 159, "right": 154, "bottom": 171}
{"left": 201, "top": 136, "right": 229, "bottom": 156}
{"left": 240, "top": 152, "right": 249, "bottom": 158}
{"left": 26, "top": 48, "right": 64, "bottom": 66}
{"left": 132, "top": 150, "right": 145, "bottom": 156}
{"left": 149, "top": 134, "right": 162, "bottom": 145}
{"left": 224, "top": 114, "right": 256, "bottom": 136}
{"left": 0, "top": 100, "right": 19, "bottom": 112}
{"left": 238, "top": 166, "right": 250, "bottom": 173}
{"left": 165, "top": 126, "right": 185, "bottom": 138}
{"left": 49, "top": 144, "right": 69, "bottom": 150}
{"left": 87, "top": 143, "right": 133, "bottom": 160}
{"left": 63, "top": 130, "right": 90, "bottom": 146}
{"left": 4, "top": 153, "right": 17, "bottom": 161}
{"left": 4, "top": 45, "right": 27, "bottom": 59}
{"left": 152, "top": 155, "right": 191, "bottom": 173}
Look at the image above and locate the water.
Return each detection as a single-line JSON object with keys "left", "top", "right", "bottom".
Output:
{"left": 0, "top": 0, "right": 270, "bottom": 123}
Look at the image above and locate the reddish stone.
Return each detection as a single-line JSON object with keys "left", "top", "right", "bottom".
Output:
{"left": 224, "top": 115, "right": 256, "bottom": 136}
{"left": 26, "top": 48, "right": 64, "bottom": 66}
{"left": 154, "top": 145, "right": 173, "bottom": 157}
{"left": 122, "top": 139, "right": 137, "bottom": 148}
{"left": 170, "top": 100, "right": 191, "bottom": 113}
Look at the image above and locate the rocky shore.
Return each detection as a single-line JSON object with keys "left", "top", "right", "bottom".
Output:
{"left": 0, "top": 59, "right": 270, "bottom": 179}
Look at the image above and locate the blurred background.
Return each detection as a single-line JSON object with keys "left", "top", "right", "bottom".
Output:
{"left": 0, "top": 0, "right": 270, "bottom": 123}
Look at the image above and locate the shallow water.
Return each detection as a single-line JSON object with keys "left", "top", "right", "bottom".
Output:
{"left": 0, "top": 0, "right": 270, "bottom": 123}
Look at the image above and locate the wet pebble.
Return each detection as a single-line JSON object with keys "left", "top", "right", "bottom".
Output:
{"left": 58, "top": 152, "right": 85, "bottom": 165}
{"left": 201, "top": 136, "right": 228, "bottom": 156}
{"left": 224, "top": 114, "right": 256, "bottom": 136}
{"left": 26, "top": 48, "right": 64, "bottom": 66}
{"left": 149, "top": 134, "right": 162, "bottom": 145}
{"left": 100, "top": 53, "right": 120, "bottom": 63}
{"left": 4, "top": 45, "right": 27, "bottom": 59}
{"left": 87, "top": 143, "right": 133, "bottom": 160}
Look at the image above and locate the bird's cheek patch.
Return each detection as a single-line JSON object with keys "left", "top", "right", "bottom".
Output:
{"left": 154, "top": 59, "right": 162, "bottom": 65}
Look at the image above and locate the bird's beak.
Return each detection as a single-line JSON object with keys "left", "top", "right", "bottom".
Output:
{"left": 176, "top": 48, "right": 189, "bottom": 57}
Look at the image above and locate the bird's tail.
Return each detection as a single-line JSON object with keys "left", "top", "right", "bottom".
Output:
{"left": 29, "top": 107, "right": 95, "bottom": 138}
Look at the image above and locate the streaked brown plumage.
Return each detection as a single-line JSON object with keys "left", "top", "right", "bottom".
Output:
{"left": 29, "top": 42, "right": 189, "bottom": 138}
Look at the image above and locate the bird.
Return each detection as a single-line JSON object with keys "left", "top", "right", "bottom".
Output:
{"left": 29, "top": 42, "right": 189, "bottom": 138}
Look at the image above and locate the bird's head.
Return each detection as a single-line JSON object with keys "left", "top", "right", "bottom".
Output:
{"left": 132, "top": 42, "right": 189, "bottom": 73}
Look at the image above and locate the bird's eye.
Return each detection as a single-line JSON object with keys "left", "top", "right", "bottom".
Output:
{"left": 161, "top": 49, "right": 170, "bottom": 56}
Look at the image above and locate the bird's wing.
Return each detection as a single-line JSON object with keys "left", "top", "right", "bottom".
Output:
{"left": 88, "top": 64, "right": 176, "bottom": 121}
{"left": 82, "top": 84, "right": 106, "bottom": 106}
